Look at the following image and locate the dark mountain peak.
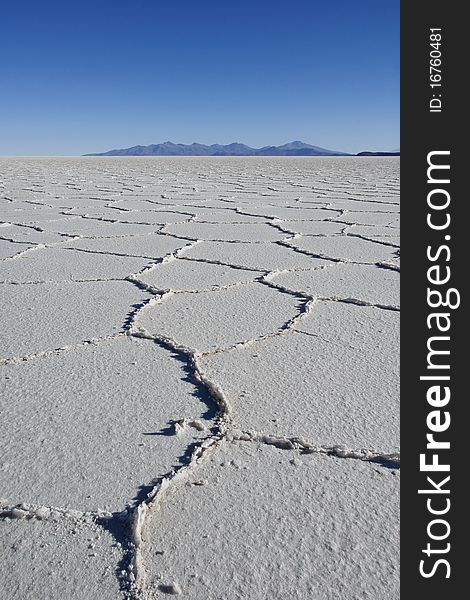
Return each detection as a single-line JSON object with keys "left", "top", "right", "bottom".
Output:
{"left": 278, "top": 140, "right": 311, "bottom": 149}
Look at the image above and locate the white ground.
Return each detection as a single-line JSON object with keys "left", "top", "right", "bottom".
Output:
{"left": 0, "top": 157, "right": 399, "bottom": 599}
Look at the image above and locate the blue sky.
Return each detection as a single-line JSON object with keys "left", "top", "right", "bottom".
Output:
{"left": 0, "top": 0, "right": 399, "bottom": 155}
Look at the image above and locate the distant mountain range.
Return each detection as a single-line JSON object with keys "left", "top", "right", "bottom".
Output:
{"left": 84, "top": 140, "right": 400, "bottom": 157}
{"left": 85, "top": 140, "right": 349, "bottom": 157}
{"left": 357, "top": 151, "right": 400, "bottom": 156}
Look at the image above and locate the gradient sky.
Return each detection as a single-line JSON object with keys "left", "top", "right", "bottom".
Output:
{"left": 0, "top": 0, "right": 399, "bottom": 156}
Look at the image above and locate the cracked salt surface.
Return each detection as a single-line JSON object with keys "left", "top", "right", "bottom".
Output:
{"left": 182, "top": 239, "right": 329, "bottom": 271}
{"left": 334, "top": 210, "right": 400, "bottom": 227}
{"left": 163, "top": 221, "right": 286, "bottom": 242}
{"left": 238, "top": 206, "right": 339, "bottom": 220}
{"left": 0, "top": 246, "right": 152, "bottom": 283}
{"left": 0, "top": 156, "right": 399, "bottom": 599}
{"left": 137, "top": 258, "right": 262, "bottom": 292}
{"left": 0, "top": 280, "right": 151, "bottom": 359}
{"left": 272, "top": 263, "right": 400, "bottom": 308}
{"left": 1, "top": 209, "right": 70, "bottom": 224}
{"left": 136, "top": 282, "right": 303, "bottom": 353}
{"left": 64, "top": 234, "right": 189, "bottom": 260}
{"left": 286, "top": 235, "right": 398, "bottom": 264}
{"left": 343, "top": 224, "right": 400, "bottom": 239}
{"left": 41, "top": 218, "right": 159, "bottom": 237}
{"left": 189, "top": 208, "right": 269, "bottom": 223}
{"left": 142, "top": 442, "right": 399, "bottom": 600}
{"left": 0, "top": 239, "right": 36, "bottom": 259}
{"left": 69, "top": 209, "right": 193, "bottom": 225}
{"left": 0, "top": 223, "right": 69, "bottom": 244}
{"left": 321, "top": 199, "right": 399, "bottom": 212}
{"left": 0, "top": 336, "right": 216, "bottom": 510}
{"left": 278, "top": 220, "right": 347, "bottom": 236}
{"left": 201, "top": 301, "right": 399, "bottom": 452}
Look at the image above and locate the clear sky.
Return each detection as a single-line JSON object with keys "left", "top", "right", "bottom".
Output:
{"left": 0, "top": 0, "right": 399, "bottom": 156}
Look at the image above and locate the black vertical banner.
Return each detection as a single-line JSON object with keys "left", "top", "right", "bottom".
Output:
{"left": 401, "top": 2, "right": 465, "bottom": 598}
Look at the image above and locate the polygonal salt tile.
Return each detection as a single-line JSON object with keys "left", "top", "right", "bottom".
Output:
{"left": 0, "top": 247, "right": 151, "bottom": 283}
{"left": 37, "top": 196, "right": 113, "bottom": 210}
{"left": 0, "top": 223, "right": 66, "bottom": 244}
{"left": 64, "top": 234, "right": 189, "bottom": 260}
{"left": 138, "top": 258, "right": 261, "bottom": 292}
{"left": 276, "top": 220, "right": 346, "bottom": 235}
{"left": 137, "top": 282, "right": 302, "bottom": 352}
{"left": 0, "top": 515, "right": 123, "bottom": 600}
{"left": 271, "top": 263, "right": 399, "bottom": 308}
{"left": 286, "top": 235, "right": 398, "bottom": 264}
{"left": 41, "top": 217, "right": 159, "bottom": 237}
{"left": 142, "top": 442, "right": 399, "bottom": 600}
{"left": 163, "top": 222, "right": 285, "bottom": 242}
{"left": 1, "top": 208, "right": 70, "bottom": 224}
{"left": 0, "top": 280, "right": 150, "bottom": 358}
